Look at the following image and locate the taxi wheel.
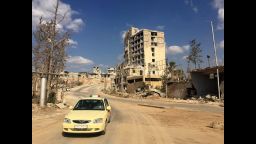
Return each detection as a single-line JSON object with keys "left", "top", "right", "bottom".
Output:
{"left": 101, "top": 121, "right": 107, "bottom": 135}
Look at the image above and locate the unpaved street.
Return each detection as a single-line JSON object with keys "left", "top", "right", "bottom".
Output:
{"left": 32, "top": 83, "right": 224, "bottom": 144}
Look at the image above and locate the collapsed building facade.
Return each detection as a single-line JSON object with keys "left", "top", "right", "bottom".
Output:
{"left": 115, "top": 27, "right": 166, "bottom": 92}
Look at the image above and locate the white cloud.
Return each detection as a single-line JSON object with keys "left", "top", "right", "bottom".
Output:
{"left": 184, "top": 0, "right": 189, "bottom": 5}
{"left": 167, "top": 44, "right": 190, "bottom": 55}
{"left": 121, "top": 31, "right": 127, "bottom": 41}
{"left": 32, "top": 0, "right": 84, "bottom": 32}
{"left": 156, "top": 25, "right": 165, "bottom": 30}
{"left": 182, "top": 55, "right": 188, "bottom": 60}
{"left": 182, "top": 45, "right": 190, "bottom": 51}
{"left": 66, "top": 18, "right": 84, "bottom": 32}
{"left": 67, "top": 39, "right": 78, "bottom": 45}
{"left": 213, "top": 0, "right": 224, "bottom": 9}
{"left": 219, "top": 40, "right": 224, "bottom": 49}
{"left": 167, "top": 46, "right": 184, "bottom": 54}
{"left": 213, "top": 0, "right": 224, "bottom": 30}
{"left": 184, "top": 0, "right": 199, "bottom": 13}
{"left": 67, "top": 39, "right": 78, "bottom": 48}
{"left": 192, "top": 7, "right": 198, "bottom": 13}
{"left": 217, "top": 8, "right": 224, "bottom": 29}
{"left": 67, "top": 56, "right": 93, "bottom": 65}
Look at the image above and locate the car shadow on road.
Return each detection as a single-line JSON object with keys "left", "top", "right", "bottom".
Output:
{"left": 62, "top": 132, "right": 102, "bottom": 138}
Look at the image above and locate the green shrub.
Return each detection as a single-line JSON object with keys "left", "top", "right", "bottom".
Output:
{"left": 47, "top": 91, "right": 56, "bottom": 103}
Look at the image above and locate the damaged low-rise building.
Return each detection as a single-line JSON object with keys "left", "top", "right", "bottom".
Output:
{"left": 190, "top": 66, "right": 224, "bottom": 98}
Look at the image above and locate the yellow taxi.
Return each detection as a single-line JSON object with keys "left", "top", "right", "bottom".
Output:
{"left": 62, "top": 95, "right": 111, "bottom": 136}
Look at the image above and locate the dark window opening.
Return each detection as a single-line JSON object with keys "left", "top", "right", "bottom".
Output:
{"left": 151, "top": 32, "right": 157, "bottom": 36}
{"left": 140, "top": 70, "right": 143, "bottom": 75}
{"left": 145, "top": 78, "right": 161, "bottom": 81}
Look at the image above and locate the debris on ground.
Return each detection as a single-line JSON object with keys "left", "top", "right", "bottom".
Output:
{"left": 209, "top": 121, "right": 224, "bottom": 130}
{"left": 102, "top": 89, "right": 224, "bottom": 106}
{"left": 219, "top": 103, "right": 224, "bottom": 107}
{"left": 47, "top": 103, "right": 54, "bottom": 107}
{"left": 206, "top": 94, "right": 211, "bottom": 99}
{"left": 32, "top": 104, "right": 39, "bottom": 112}
{"left": 146, "top": 94, "right": 161, "bottom": 99}
{"left": 148, "top": 89, "right": 165, "bottom": 97}
{"left": 55, "top": 103, "right": 66, "bottom": 109}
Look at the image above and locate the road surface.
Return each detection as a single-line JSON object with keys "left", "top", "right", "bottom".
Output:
{"left": 32, "top": 83, "right": 224, "bottom": 144}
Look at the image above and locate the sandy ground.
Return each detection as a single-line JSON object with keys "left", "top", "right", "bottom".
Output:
{"left": 32, "top": 82, "right": 224, "bottom": 144}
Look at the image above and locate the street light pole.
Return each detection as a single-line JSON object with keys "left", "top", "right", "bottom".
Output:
{"left": 40, "top": 76, "right": 47, "bottom": 107}
{"left": 211, "top": 21, "right": 221, "bottom": 100}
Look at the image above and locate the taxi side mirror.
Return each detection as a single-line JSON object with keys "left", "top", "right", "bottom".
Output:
{"left": 106, "top": 106, "right": 111, "bottom": 111}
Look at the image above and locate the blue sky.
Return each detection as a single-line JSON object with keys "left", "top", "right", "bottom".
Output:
{"left": 32, "top": 0, "right": 224, "bottom": 72}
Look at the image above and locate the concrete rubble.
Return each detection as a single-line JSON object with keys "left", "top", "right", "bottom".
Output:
{"left": 209, "top": 121, "right": 224, "bottom": 130}
{"left": 47, "top": 103, "right": 54, "bottom": 107}
{"left": 102, "top": 89, "right": 224, "bottom": 107}
{"left": 55, "top": 103, "right": 66, "bottom": 109}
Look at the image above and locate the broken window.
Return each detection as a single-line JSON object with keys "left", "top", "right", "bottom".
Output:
{"left": 151, "top": 48, "right": 154, "bottom": 52}
{"left": 133, "top": 69, "right": 135, "bottom": 73}
{"left": 151, "top": 37, "right": 156, "bottom": 41}
{"left": 152, "top": 53, "right": 155, "bottom": 56}
{"left": 151, "top": 32, "right": 157, "bottom": 36}
{"left": 152, "top": 59, "right": 155, "bottom": 62}
{"left": 145, "top": 78, "right": 161, "bottom": 81}
{"left": 151, "top": 42, "right": 157, "bottom": 46}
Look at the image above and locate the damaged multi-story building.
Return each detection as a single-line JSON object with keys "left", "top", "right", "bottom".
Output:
{"left": 115, "top": 27, "right": 166, "bottom": 92}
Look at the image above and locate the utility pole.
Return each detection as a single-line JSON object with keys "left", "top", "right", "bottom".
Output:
{"left": 211, "top": 21, "right": 221, "bottom": 100}
{"left": 40, "top": 76, "right": 47, "bottom": 107}
{"left": 104, "top": 74, "right": 107, "bottom": 90}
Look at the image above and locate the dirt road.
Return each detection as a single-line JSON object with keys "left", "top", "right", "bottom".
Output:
{"left": 32, "top": 83, "right": 224, "bottom": 144}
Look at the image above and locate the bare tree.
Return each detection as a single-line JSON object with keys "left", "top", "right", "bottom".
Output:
{"left": 187, "top": 39, "right": 203, "bottom": 69}
{"left": 168, "top": 61, "right": 177, "bottom": 76}
{"left": 32, "top": 0, "right": 70, "bottom": 102}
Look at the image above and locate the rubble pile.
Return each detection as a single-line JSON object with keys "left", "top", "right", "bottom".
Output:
{"left": 209, "top": 121, "right": 224, "bottom": 130}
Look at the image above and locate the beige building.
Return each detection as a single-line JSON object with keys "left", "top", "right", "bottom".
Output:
{"left": 118, "top": 27, "right": 166, "bottom": 89}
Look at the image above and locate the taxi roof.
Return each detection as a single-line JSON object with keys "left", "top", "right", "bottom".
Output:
{"left": 79, "top": 95, "right": 105, "bottom": 100}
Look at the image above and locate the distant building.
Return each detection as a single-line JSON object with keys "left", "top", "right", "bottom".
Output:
{"left": 107, "top": 67, "right": 116, "bottom": 89}
{"left": 93, "top": 66, "right": 101, "bottom": 74}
